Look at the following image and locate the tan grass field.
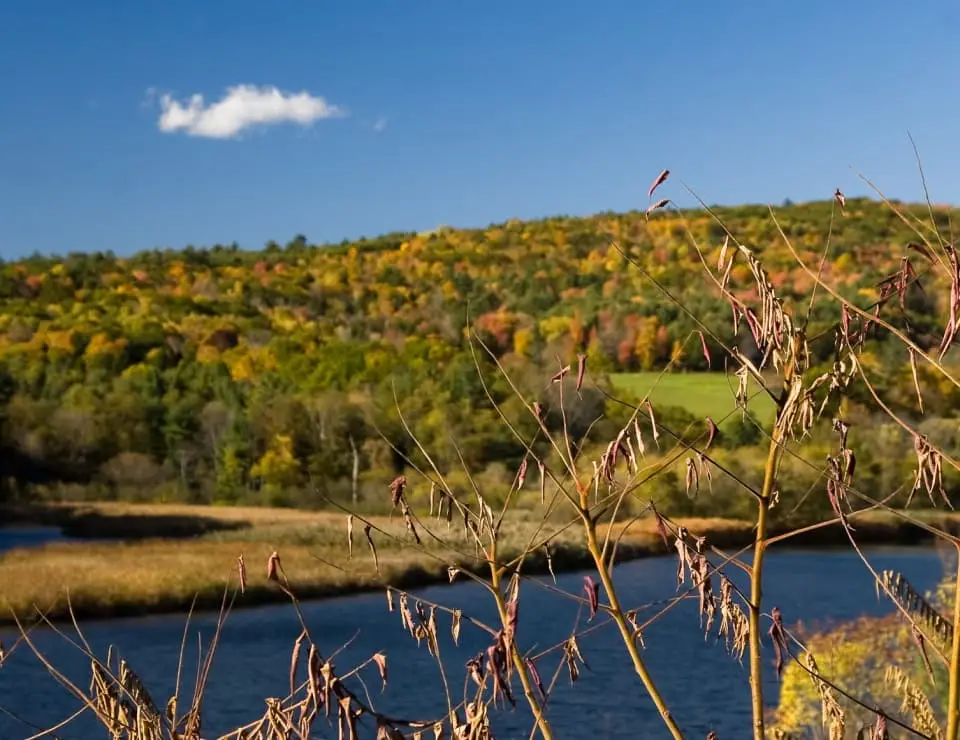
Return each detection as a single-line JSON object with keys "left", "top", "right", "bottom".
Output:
{"left": 0, "top": 502, "right": 955, "bottom": 626}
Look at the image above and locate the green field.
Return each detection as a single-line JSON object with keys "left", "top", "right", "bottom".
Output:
{"left": 609, "top": 372, "right": 777, "bottom": 426}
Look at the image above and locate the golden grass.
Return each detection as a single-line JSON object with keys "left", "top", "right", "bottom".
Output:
{"left": 47, "top": 500, "right": 333, "bottom": 525}
{"left": 2, "top": 502, "right": 957, "bottom": 626}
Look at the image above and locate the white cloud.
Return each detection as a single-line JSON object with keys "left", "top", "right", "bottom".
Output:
{"left": 372, "top": 116, "right": 388, "bottom": 132}
{"left": 156, "top": 84, "right": 344, "bottom": 139}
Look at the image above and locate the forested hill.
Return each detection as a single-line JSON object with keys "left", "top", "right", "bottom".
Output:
{"left": 0, "top": 197, "right": 954, "bottom": 508}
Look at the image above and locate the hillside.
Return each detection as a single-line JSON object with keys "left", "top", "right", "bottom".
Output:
{"left": 0, "top": 197, "right": 955, "bottom": 514}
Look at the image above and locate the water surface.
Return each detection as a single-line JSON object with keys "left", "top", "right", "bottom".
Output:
{"left": 0, "top": 546, "right": 948, "bottom": 739}
{"left": 0, "top": 526, "right": 77, "bottom": 554}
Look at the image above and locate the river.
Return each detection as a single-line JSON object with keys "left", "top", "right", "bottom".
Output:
{"left": 0, "top": 526, "right": 80, "bottom": 554}
{"left": 0, "top": 545, "right": 949, "bottom": 739}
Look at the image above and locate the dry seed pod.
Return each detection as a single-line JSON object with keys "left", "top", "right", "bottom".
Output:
{"left": 364, "top": 524, "right": 380, "bottom": 574}
{"left": 768, "top": 606, "right": 788, "bottom": 678}
{"left": 389, "top": 475, "right": 407, "bottom": 509}
{"left": 646, "top": 401, "right": 660, "bottom": 446}
{"left": 267, "top": 551, "right": 281, "bottom": 582}
{"left": 373, "top": 652, "right": 388, "bottom": 691}
{"left": 696, "top": 329, "right": 712, "bottom": 368}
{"left": 583, "top": 576, "right": 599, "bottom": 621}
{"left": 237, "top": 554, "right": 247, "bottom": 594}
{"left": 834, "top": 188, "right": 846, "bottom": 211}
{"left": 646, "top": 198, "right": 670, "bottom": 216}
{"left": 705, "top": 417, "right": 718, "bottom": 449}
{"left": 451, "top": 609, "right": 462, "bottom": 645}
{"left": 648, "top": 168, "right": 670, "bottom": 198}
{"left": 290, "top": 630, "right": 306, "bottom": 697}
{"left": 718, "top": 234, "right": 730, "bottom": 271}
{"left": 906, "top": 241, "right": 935, "bottom": 263}
{"left": 633, "top": 416, "right": 646, "bottom": 457}
{"left": 516, "top": 457, "right": 528, "bottom": 489}
{"left": 538, "top": 460, "right": 546, "bottom": 504}
{"left": 685, "top": 457, "right": 699, "bottom": 497}
{"left": 526, "top": 657, "right": 547, "bottom": 701}
{"left": 652, "top": 505, "right": 670, "bottom": 549}
{"left": 909, "top": 347, "right": 924, "bottom": 413}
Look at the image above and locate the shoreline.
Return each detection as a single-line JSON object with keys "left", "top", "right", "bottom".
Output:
{"left": 2, "top": 503, "right": 957, "bottom": 629}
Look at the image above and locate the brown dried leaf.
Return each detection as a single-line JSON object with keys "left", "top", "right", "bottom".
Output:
{"left": 526, "top": 657, "right": 547, "bottom": 701}
{"left": 646, "top": 198, "right": 670, "bottom": 216}
{"left": 516, "top": 457, "right": 528, "bottom": 489}
{"left": 466, "top": 655, "right": 484, "bottom": 687}
{"left": 346, "top": 515, "right": 354, "bottom": 559}
{"left": 872, "top": 714, "right": 889, "bottom": 740}
{"left": 538, "top": 460, "right": 546, "bottom": 504}
{"left": 909, "top": 347, "right": 924, "bottom": 413}
{"left": 698, "top": 452, "right": 713, "bottom": 494}
{"left": 685, "top": 457, "right": 698, "bottom": 497}
{"left": 718, "top": 234, "right": 730, "bottom": 271}
{"left": 705, "top": 417, "right": 718, "bottom": 450}
{"left": 646, "top": 401, "right": 660, "bottom": 447}
{"left": 364, "top": 524, "right": 380, "bottom": 574}
{"left": 633, "top": 416, "right": 646, "bottom": 457}
{"left": 386, "top": 588, "right": 394, "bottom": 612}
{"left": 267, "top": 551, "right": 281, "bottom": 582}
{"left": 652, "top": 505, "right": 671, "bottom": 549}
{"left": 236, "top": 554, "right": 246, "bottom": 595}
{"left": 290, "top": 630, "right": 306, "bottom": 697}
{"left": 583, "top": 576, "right": 599, "bottom": 621}
{"left": 769, "top": 606, "right": 788, "bottom": 678}
{"left": 389, "top": 475, "right": 407, "bottom": 509}
{"left": 427, "top": 606, "right": 439, "bottom": 657}
{"left": 906, "top": 241, "right": 935, "bottom": 263}
{"left": 696, "top": 330, "right": 712, "bottom": 368}
{"left": 648, "top": 169, "right": 670, "bottom": 198}
{"left": 307, "top": 643, "right": 321, "bottom": 705}
{"left": 373, "top": 652, "right": 388, "bottom": 691}
{"left": 451, "top": 609, "right": 462, "bottom": 645}
{"left": 339, "top": 695, "right": 358, "bottom": 740}
{"left": 576, "top": 352, "right": 587, "bottom": 392}
{"left": 834, "top": 188, "right": 846, "bottom": 211}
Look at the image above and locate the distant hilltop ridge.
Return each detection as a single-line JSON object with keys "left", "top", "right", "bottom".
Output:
{"left": 6, "top": 196, "right": 957, "bottom": 264}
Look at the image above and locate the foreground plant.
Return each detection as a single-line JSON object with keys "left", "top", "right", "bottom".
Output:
{"left": 8, "top": 157, "right": 960, "bottom": 739}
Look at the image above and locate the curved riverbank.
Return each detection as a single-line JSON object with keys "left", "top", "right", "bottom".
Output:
{"left": 0, "top": 502, "right": 956, "bottom": 628}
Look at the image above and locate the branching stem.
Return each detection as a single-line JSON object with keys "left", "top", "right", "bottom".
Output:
{"left": 579, "top": 486, "right": 685, "bottom": 739}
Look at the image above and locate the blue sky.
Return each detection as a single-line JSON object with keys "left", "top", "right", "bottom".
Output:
{"left": 1, "top": 1, "right": 958, "bottom": 260}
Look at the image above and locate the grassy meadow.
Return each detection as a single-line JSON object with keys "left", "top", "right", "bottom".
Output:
{"left": 609, "top": 371, "right": 778, "bottom": 425}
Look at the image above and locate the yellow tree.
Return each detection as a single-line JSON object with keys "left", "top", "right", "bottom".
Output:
{"left": 250, "top": 433, "right": 300, "bottom": 503}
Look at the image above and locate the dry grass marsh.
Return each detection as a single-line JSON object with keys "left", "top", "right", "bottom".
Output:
{"left": 1, "top": 502, "right": 956, "bottom": 626}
